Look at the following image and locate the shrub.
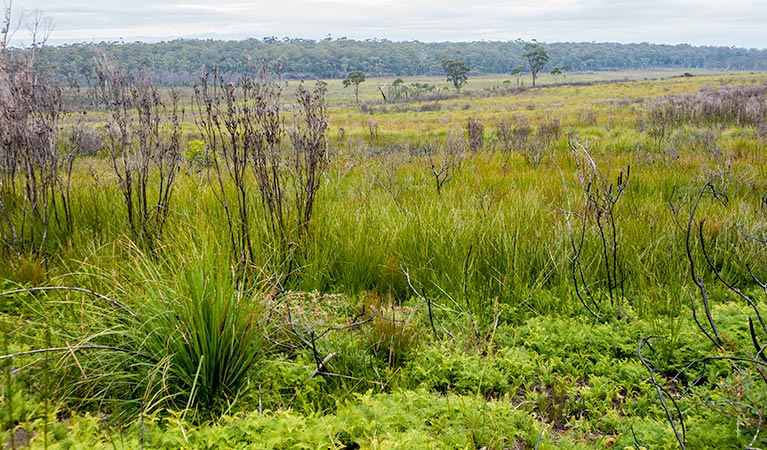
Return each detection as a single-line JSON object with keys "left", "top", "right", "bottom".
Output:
{"left": 64, "top": 125, "right": 103, "bottom": 157}
{"left": 184, "top": 139, "right": 216, "bottom": 168}
{"left": 363, "top": 303, "right": 419, "bottom": 369}
{"left": 466, "top": 117, "right": 485, "bottom": 153}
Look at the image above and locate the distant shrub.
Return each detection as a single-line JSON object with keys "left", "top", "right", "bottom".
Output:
{"left": 644, "top": 84, "right": 767, "bottom": 127}
{"left": 537, "top": 118, "right": 561, "bottom": 147}
{"left": 64, "top": 126, "right": 103, "bottom": 156}
{"left": 419, "top": 103, "right": 441, "bottom": 112}
{"left": 578, "top": 109, "right": 598, "bottom": 126}
{"left": 184, "top": 139, "right": 216, "bottom": 168}
{"left": 466, "top": 117, "right": 484, "bottom": 152}
{"left": 672, "top": 128, "right": 722, "bottom": 159}
{"left": 756, "top": 120, "right": 767, "bottom": 141}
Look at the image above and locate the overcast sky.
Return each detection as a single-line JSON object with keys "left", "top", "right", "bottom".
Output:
{"left": 10, "top": 0, "right": 767, "bottom": 49}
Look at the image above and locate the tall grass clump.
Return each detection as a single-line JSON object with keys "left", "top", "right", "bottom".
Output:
{"left": 2, "top": 244, "right": 264, "bottom": 421}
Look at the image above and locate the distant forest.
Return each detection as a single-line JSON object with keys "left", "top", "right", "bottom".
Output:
{"left": 36, "top": 38, "right": 767, "bottom": 85}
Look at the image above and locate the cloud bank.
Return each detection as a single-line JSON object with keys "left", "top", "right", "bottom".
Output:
{"left": 14, "top": 0, "right": 767, "bottom": 49}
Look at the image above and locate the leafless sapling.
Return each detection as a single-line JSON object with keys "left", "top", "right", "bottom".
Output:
{"left": 290, "top": 81, "right": 329, "bottom": 238}
{"left": 193, "top": 63, "right": 330, "bottom": 276}
{"left": 96, "top": 58, "right": 183, "bottom": 248}
{"left": 0, "top": 6, "right": 68, "bottom": 254}
{"left": 426, "top": 128, "right": 464, "bottom": 196}
{"left": 565, "top": 138, "right": 630, "bottom": 317}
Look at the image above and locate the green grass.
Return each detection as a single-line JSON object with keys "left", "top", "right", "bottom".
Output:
{"left": 3, "top": 70, "right": 767, "bottom": 448}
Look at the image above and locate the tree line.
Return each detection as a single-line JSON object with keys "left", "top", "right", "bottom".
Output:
{"left": 33, "top": 38, "right": 767, "bottom": 85}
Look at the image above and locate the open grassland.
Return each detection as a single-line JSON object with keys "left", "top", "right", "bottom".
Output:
{"left": 2, "top": 71, "right": 767, "bottom": 448}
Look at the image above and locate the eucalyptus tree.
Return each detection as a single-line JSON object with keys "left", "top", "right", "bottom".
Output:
{"left": 343, "top": 71, "right": 366, "bottom": 102}
{"left": 441, "top": 59, "right": 469, "bottom": 93}
{"left": 510, "top": 65, "right": 524, "bottom": 86}
{"left": 522, "top": 42, "right": 549, "bottom": 87}
{"left": 551, "top": 64, "right": 570, "bottom": 81}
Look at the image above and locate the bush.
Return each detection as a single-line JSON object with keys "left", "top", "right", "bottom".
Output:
{"left": 184, "top": 139, "right": 217, "bottom": 168}
{"left": 64, "top": 125, "right": 104, "bottom": 156}
{"left": 466, "top": 117, "right": 485, "bottom": 152}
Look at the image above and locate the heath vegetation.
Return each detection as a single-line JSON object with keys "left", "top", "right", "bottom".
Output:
{"left": 3, "top": 15, "right": 767, "bottom": 449}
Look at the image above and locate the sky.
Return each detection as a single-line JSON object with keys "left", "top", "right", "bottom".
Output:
{"left": 9, "top": 0, "right": 767, "bottom": 49}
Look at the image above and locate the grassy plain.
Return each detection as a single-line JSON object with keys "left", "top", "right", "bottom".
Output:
{"left": 2, "top": 70, "right": 767, "bottom": 448}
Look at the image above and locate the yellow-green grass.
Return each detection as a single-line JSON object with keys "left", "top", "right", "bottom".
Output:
{"left": 16, "top": 71, "right": 767, "bottom": 310}
{"left": 327, "top": 72, "right": 767, "bottom": 141}
{"left": 3, "top": 70, "right": 767, "bottom": 448}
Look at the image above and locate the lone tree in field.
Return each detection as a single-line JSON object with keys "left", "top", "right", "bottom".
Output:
{"left": 442, "top": 59, "right": 469, "bottom": 93}
{"left": 510, "top": 65, "right": 524, "bottom": 87}
{"left": 522, "top": 42, "right": 549, "bottom": 87}
{"left": 551, "top": 64, "right": 570, "bottom": 81}
{"left": 343, "top": 71, "right": 366, "bottom": 103}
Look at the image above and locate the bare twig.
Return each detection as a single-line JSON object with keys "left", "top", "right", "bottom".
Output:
{"left": 638, "top": 336, "right": 687, "bottom": 449}
{"left": 685, "top": 181, "right": 723, "bottom": 348}
{"left": 0, "top": 344, "right": 153, "bottom": 362}
{"left": 0, "top": 286, "right": 135, "bottom": 318}
{"left": 310, "top": 352, "right": 336, "bottom": 378}
{"left": 533, "top": 430, "right": 545, "bottom": 450}
{"left": 401, "top": 264, "right": 442, "bottom": 344}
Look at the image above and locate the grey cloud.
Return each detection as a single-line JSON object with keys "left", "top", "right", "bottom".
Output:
{"left": 15, "top": 0, "right": 767, "bottom": 48}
